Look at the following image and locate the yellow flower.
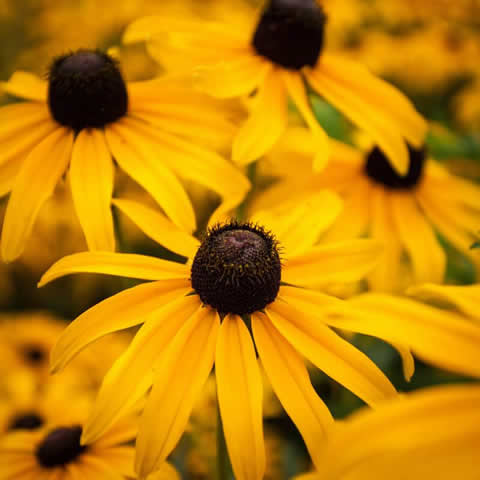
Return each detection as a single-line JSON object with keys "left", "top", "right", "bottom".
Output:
{"left": 125, "top": 0, "right": 427, "bottom": 173}
{"left": 0, "top": 371, "right": 93, "bottom": 436}
{"left": 0, "top": 417, "right": 179, "bottom": 480}
{"left": 39, "top": 194, "right": 397, "bottom": 480}
{"left": 296, "top": 383, "right": 480, "bottom": 480}
{"left": 0, "top": 48, "right": 250, "bottom": 262}
{"left": 0, "top": 312, "right": 130, "bottom": 389}
{"left": 253, "top": 128, "right": 480, "bottom": 292}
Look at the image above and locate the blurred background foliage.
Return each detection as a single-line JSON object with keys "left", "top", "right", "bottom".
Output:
{"left": 0, "top": 1, "right": 479, "bottom": 478}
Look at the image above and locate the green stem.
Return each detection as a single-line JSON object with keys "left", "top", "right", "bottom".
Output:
{"left": 216, "top": 401, "right": 230, "bottom": 480}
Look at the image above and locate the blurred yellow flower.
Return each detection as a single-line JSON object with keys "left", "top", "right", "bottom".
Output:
{"left": 297, "top": 383, "right": 480, "bottom": 480}
{"left": 254, "top": 128, "right": 480, "bottom": 292}
{"left": 0, "top": 48, "right": 249, "bottom": 262}
{"left": 125, "top": 0, "right": 426, "bottom": 173}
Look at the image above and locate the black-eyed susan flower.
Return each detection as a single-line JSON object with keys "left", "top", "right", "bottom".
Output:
{"left": 0, "top": 418, "right": 179, "bottom": 480}
{"left": 39, "top": 193, "right": 399, "bottom": 480}
{"left": 296, "top": 383, "right": 480, "bottom": 480}
{"left": 253, "top": 128, "right": 480, "bottom": 292}
{"left": 0, "top": 312, "right": 130, "bottom": 389}
{"left": 124, "top": 0, "right": 427, "bottom": 172}
{"left": 0, "top": 372, "right": 93, "bottom": 436}
{"left": 0, "top": 48, "right": 250, "bottom": 262}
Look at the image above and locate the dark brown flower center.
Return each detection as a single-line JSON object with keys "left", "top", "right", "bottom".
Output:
{"left": 191, "top": 222, "right": 281, "bottom": 315}
{"left": 22, "top": 344, "right": 47, "bottom": 366}
{"left": 36, "top": 426, "right": 87, "bottom": 469}
{"left": 365, "top": 144, "right": 426, "bottom": 190}
{"left": 252, "top": 0, "right": 327, "bottom": 70}
{"left": 8, "top": 412, "right": 45, "bottom": 431}
{"left": 48, "top": 49, "right": 128, "bottom": 131}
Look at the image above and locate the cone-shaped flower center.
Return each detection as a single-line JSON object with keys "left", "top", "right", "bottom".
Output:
{"left": 36, "top": 426, "right": 87, "bottom": 468}
{"left": 252, "top": 0, "right": 327, "bottom": 70}
{"left": 48, "top": 49, "right": 128, "bottom": 131}
{"left": 8, "top": 412, "right": 44, "bottom": 431}
{"left": 191, "top": 222, "right": 281, "bottom": 316}
{"left": 22, "top": 344, "right": 47, "bottom": 366}
{"left": 365, "top": 144, "right": 426, "bottom": 190}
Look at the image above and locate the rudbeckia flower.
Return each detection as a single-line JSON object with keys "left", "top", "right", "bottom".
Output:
{"left": 124, "top": 0, "right": 427, "bottom": 172}
{"left": 0, "top": 48, "right": 250, "bottom": 262}
{"left": 40, "top": 193, "right": 398, "bottom": 480}
{"left": 0, "top": 418, "right": 179, "bottom": 480}
{"left": 297, "top": 383, "right": 480, "bottom": 480}
{"left": 253, "top": 128, "right": 480, "bottom": 292}
{"left": 39, "top": 195, "right": 480, "bottom": 479}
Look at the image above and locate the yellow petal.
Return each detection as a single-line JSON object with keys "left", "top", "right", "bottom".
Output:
{"left": 252, "top": 312, "right": 333, "bottom": 468}
{"left": 145, "top": 463, "right": 180, "bottom": 480}
{"left": 252, "top": 190, "right": 343, "bottom": 257}
{"left": 113, "top": 199, "right": 200, "bottom": 259}
{"left": 390, "top": 343, "right": 415, "bottom": 382}
{"left": 135, "top": 307, "right": 219, "bottom": 478}
{"left": 267, "top": 300, "right": 397, "bottom": 406}
{"left": 82, "top": 295, "right": 200, "bottom": 444}
{"left": 117, "top": 121, "right": 250, "bottom": 215}
{"left": 281, "top": 71, "right": 330, "bottom": 171}
{"left": 50, "top": 279, "right": 190, "bottom": 373}
{"left": 283, "top": 239, "right": 382, "bottom": 287}
{"left": 322, "top": 178, "right": 371, "bottom": 242}
{"left": 307, "top": 64, "right": 411, "bottom": 176}
{"left": 325, "top": 293, "right": 480, "bottom": 379}
{"left": 390, "top": 193, "right": 446, "bottom": 284}
{"left": 195, "top": 53, "right": 271, "bottom": 99}
{"left": 316, "top": 384, "right": 480, "bottom": 480}
{"left": 39, "top": 251, "right": 189, "bottom": 287}
{"left": 366, "top": 186, "right": 403, "bottom": 292}
{"left": 70, "top": 129, "right": 115, "bottom": 251}
{"left": 1, "top": 71, "right": 48, "bottom": 102}
{"left": 232, "top": 68, "right": 288, "bottom": 165}
{"left": 89, "top": 447, "right": 135, "bottom": 478}
{"left": 1, "top": 127, "right": 73, "bottom": 262}
{"left": 105, "top": 119, "right": 196, "bottom": 232}
{"left": 0, "top": 157, "right": 23, "bottom": 197}
{"left": 407, "top": 283, "right": 480, "bottom": 321}
{"left": 216, "top": 315, "right": 265, "bottom": 480}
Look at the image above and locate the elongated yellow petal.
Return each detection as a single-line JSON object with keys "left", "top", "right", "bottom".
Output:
{"left": 407, "top": 283, "right": 480, "bottom": 321}
{"left": 195, "top": 53, "right": 270, "bottom": 99}
{"left": 70, "top": 129, "right": 115, "bottom": 252}
{"left": 0, "top": 157, "right": 22, "bottom": 197}
{"left": 283, "top": 239, "right": 382, "bottom": 287}
{"left": 307, "top": 65, "right": 411, "bottom": 176}
{"left": 267, "top": 301, "right": 397, "bottom": 406}
{"left": 325, "top": 293, "right": 480, "bottom": 378}
{"left": 367, "top": 186, "right": 403, "bottom": 292}
{"left": 390, "top": 193, "right": 446, "bottom": 284}
{"left": 1, "top": 71, "right": 48, "bottom": 102}
{"left": 315, "top": 384, "right": 480, "bottom": 480}
{"left": 251, "top": 190, "right": 343, "bottom": 257}
{"left": 390, "top": 343, "right": 415, "bottom": 382}
{"left": 135, "top": 307, "right": 219, "bottom": 478}
{"left": 89, "top": 447, "right": 135, "bottom": 478}
{"left": 216, "top": 315, "right": 265, "bottom": 480}
{"left": 116, "top": 121, "right": 250, "bottom": 215}
{"left": 105, "top": 119, "right": 196, "bottom": 232}
{"left": 281, "top": 71, "right": 330, "bottom": 171}
{"left": 82, "top": 295, "right": 200, "bottom": 444}
{"left": 233, "top": 68, "right": 288, "bottom": 166}
{"left": 252, "top": 312, "right": 333, "bottom": 468}
{"left": 322, "top": 178, "right": 371, "bottom": 242}
{"left": 1, "top": 127, "right": 73, "bottom": 262}
{"left": 39, "top": 252, "right": 189, "bottom": 287}
{"left": 50, "top": 279, "right": 190, "bottom": 373}
{"left": 0, "top": 102, "right": 53, "bottom": 142}
{"left": 113, "top": 199, "right": 200, "bottom": 259}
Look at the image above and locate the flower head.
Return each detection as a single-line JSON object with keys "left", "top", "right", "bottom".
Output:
{"left": 125, "top": 0, "right": 427, "bottom": 173}
{"left": 0, "top": 48, "right": 249, "bottom": 262}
